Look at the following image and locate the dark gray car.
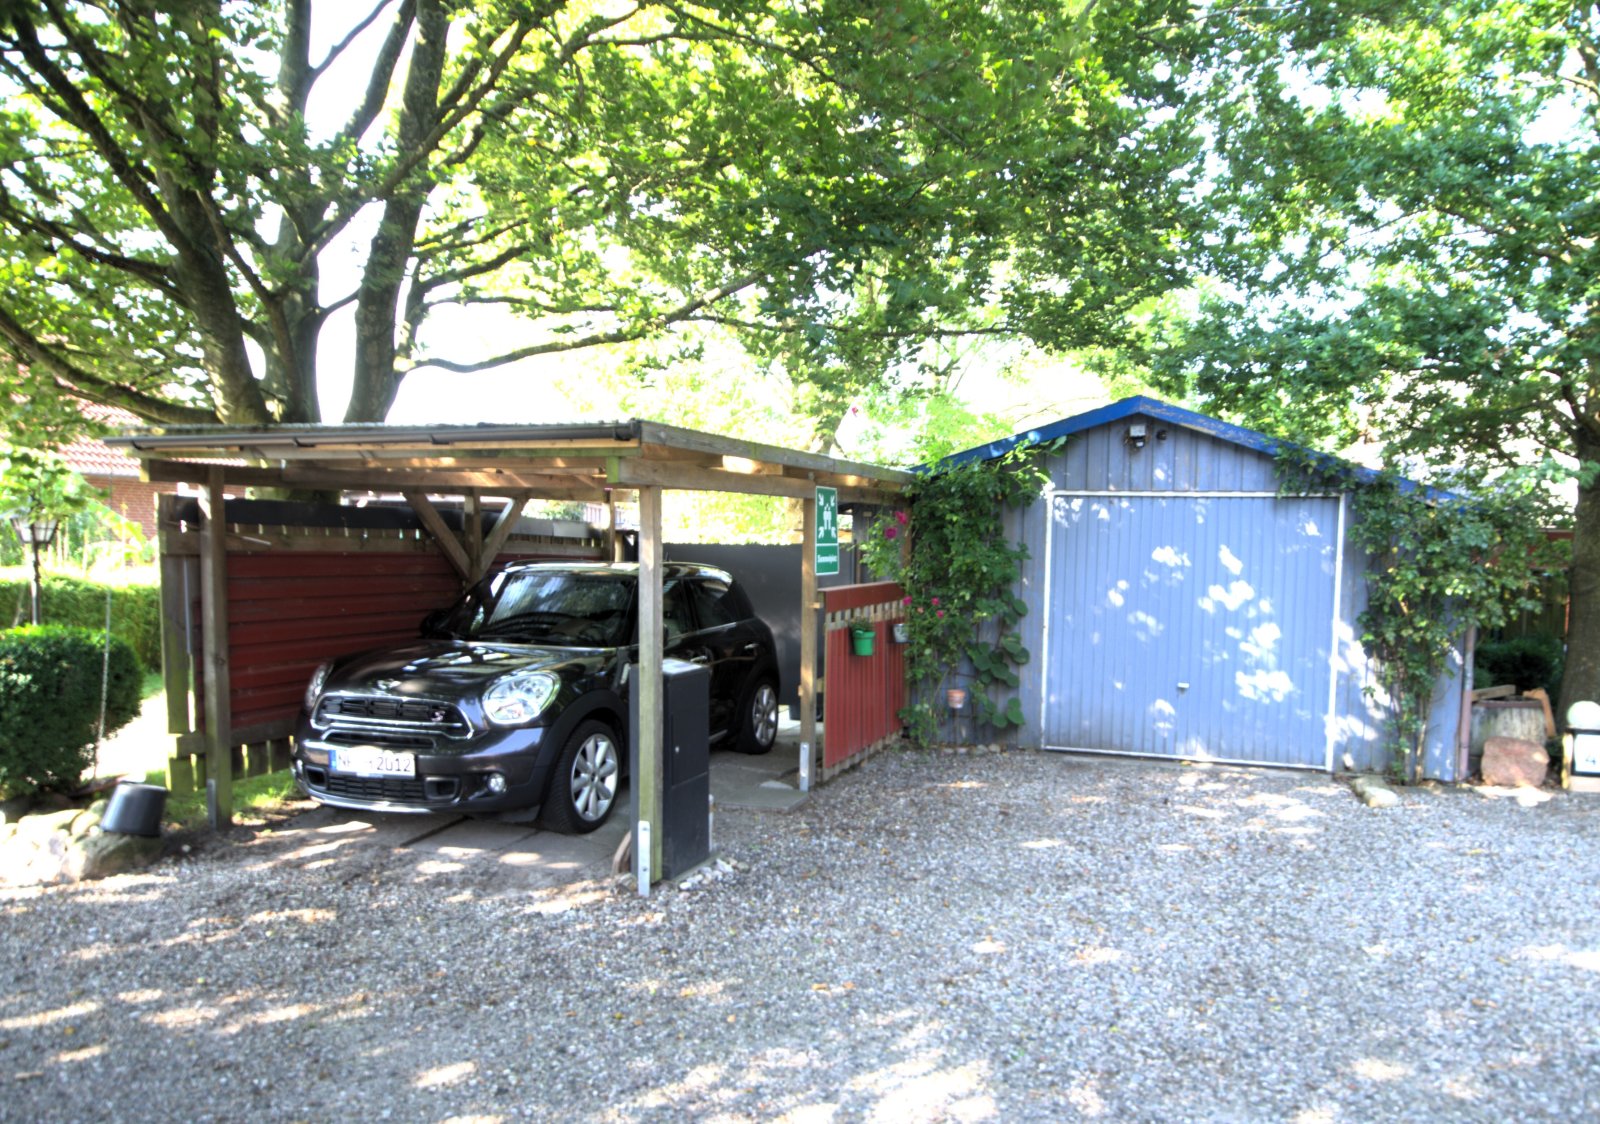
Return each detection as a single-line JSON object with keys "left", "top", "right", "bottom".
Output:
{"left": 293, "top": 561, "right": 781, "bottom": 833}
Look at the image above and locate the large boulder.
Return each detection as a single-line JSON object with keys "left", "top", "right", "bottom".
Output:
{"left": 1481, "top": 736, "right": 1549, "bottom": 788}
{"left": 0, "top": 803, "right": 163, "bottom": 887}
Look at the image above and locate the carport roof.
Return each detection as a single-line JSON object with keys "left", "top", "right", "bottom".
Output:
{"left": 104, "top": 417, "right": 912, "bottom": 503}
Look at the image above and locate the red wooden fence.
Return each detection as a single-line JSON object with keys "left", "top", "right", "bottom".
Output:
{"left": 225, "top": 550, "right": 465, "bottom": 731}
{"left": 821, "top": 581, "right": 907, "bottom": 776}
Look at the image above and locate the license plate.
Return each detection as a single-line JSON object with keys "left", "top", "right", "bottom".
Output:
{"left": 330, "top": 746, "right": 416, "bottom": 778}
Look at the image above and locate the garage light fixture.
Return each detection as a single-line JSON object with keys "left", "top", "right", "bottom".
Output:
{"left": 1126, "top": 424, "right": 1147, "bottom": 450}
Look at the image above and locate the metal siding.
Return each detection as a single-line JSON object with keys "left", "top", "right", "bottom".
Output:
{"left": 1042, "top": 493, "right": 1338, "bottom": 767}
{"left": 1331, "top": 542, "right": 1387, "bottom": 773}
{"left": 1004, "top": 499, "right": 1047, "bottom": 750}
{"left": 1051, "top": 413, "right": 1282, "bottom": 494}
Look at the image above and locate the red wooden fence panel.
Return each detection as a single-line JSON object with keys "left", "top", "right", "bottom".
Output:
{"left": 224, "top": 550, "right": 464, "bottom": 731}
{"left": 821, "top": 582, "right": 906, "bottom": 775}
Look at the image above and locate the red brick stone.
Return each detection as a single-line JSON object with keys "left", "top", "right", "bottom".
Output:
{"left": 1481, "top": 736, "right": 1549, "bottom": 788}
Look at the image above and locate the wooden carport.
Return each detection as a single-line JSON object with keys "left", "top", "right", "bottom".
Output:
{"left": 107, "top": 419, "right": 910, "bottom": 883}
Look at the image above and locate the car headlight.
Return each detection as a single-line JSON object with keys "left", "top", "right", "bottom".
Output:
{"left": 303, "top": 661, "right": 332, "bottom": 712}
{"left": 483, "top": 670, "right": 559, "bottom": 726}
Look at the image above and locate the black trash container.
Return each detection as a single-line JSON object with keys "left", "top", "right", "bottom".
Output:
{"left": 630, "top": 658, "right": 711, "bottom": 881}
{"left": 101, "top": 782, "right": 168, "bottom": 837}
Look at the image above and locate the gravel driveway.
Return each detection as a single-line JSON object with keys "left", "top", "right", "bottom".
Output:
{"left": 3, "top": 749, "right": 1597, "bottom": 1122}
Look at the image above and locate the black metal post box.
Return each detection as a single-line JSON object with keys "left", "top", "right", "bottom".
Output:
{"left": 630, "top": 658, "right": 711, "bottom": 880}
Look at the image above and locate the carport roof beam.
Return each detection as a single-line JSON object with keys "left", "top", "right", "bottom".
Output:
{"left": 107, "top": 418, "right": 913, "bottom": 500}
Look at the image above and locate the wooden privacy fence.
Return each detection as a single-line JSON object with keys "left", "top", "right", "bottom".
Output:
{"left": 157, "top": 495, "right": 604, "bottom": 794}
{"left": 821, "top": 581, "right": 907, "bottom": 777}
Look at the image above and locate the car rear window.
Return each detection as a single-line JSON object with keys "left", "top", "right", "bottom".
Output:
{"left": 687, "top": 577, "right": 747, "bottom": 629}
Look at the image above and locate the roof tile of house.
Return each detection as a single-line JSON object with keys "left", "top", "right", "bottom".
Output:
{"left": 60, "top": 402, "right": 144, "bottom": 479}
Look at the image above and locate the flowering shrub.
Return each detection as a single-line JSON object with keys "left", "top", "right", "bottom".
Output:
{"left": 860, "top": 440, "right": 1060, "bottom": 743}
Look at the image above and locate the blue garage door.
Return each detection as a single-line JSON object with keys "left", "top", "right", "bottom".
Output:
{"left": 1043, "top": 494, "right": 1341, "bottom": 768}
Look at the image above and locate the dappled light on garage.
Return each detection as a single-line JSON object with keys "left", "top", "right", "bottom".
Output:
{"left": 1044, "top": 492, "right": 1339, "bottom": 769}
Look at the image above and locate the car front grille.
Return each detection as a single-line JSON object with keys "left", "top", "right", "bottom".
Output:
{"left": 314, "top": 694, "right": 471, "bottom": 746}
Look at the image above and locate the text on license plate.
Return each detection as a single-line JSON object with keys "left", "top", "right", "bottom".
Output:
{"left": 330, "top": 746, "right": 416, "bottom": 777}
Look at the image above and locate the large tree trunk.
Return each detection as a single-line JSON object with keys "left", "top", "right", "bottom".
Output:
{"left": 345, "top": 0, "right": 448, "bottom": 423}
{"left": 1559, "top": 426, "right": 1600, "bottom": 722}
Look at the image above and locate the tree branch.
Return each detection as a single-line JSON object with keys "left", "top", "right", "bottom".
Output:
{"left": 6, "top": 14, "right": 192, "bottom": 255}
{"left": 408, "top": 268, "right": 767, "bottom": 374}
{"left": 306, "top": 9, "right": 538, "bottom": 260}
{"left": 0, "top": 303, "right": 216, "bottom": 425}
{"left": 313, "top": 0, "right": 402, "bottom": 79}
{"left": 333, "top": 0, "right": 417, "bottom": 144}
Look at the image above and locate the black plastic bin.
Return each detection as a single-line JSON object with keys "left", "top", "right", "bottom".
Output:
{"left": 101, "top": 782, "right": 168, "bottom": 837}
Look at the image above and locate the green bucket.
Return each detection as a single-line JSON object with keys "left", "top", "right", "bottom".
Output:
{"left": 850, "top": 623, "right": 875, "bottom": 657}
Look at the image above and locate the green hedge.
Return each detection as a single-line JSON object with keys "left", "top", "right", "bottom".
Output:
{"left": 0, "top": 626, "right": 142, "bottom": 798}
{"left": 1474, "top": 634, "right": 1565, "bottom": 702}
{"left": 1, "top": 574, "right": 161, "bottom": 672}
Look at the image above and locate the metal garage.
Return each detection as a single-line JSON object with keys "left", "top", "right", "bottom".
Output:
{"left": 941, "top": 397, "right": 1472, "bottom": 780}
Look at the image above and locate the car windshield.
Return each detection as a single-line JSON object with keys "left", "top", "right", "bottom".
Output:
{"left": 453, "top": 570, "right": 633, "bottom": 646}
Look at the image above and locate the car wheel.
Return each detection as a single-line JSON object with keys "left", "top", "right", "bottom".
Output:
{"left": 735, "top": 677, "right": 780, "bottom": 755}
{"left": 541, "top": 720, "right": 621, "bottom": 834}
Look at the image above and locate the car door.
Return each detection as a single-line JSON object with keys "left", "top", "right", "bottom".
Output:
{"left": 683, "top": 574, "right": 761, "bottom": 739}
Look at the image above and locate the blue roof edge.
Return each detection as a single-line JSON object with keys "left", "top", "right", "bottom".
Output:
{"left": 932, "top": 395, "right": 1453, "bottom": 500}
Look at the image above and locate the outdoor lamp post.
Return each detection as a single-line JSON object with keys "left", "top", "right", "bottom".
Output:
{"left": 11, "top": 515, "right": 60, "bottom": 625}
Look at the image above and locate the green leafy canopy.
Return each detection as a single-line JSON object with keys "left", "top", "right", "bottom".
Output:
{"left": 0, "top": 1, "right": 1209, "bottom": 458}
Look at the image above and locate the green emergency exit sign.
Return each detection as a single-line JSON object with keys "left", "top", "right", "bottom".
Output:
{"left": 815, "top": 486, "right": 839, "bottom": 576}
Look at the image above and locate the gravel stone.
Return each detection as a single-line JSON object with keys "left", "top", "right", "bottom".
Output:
{"left": 2, "top": 750, "right": 1598, "bottom": 1121}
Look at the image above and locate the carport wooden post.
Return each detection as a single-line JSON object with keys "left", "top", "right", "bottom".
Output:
{"left": 636, "top": 484, "right": 665, "bottom": 884}
{"left": 800, "top": 493, "right": 818, "bottom": 788}
{"left": 198, "top": 467, "right": 233, "bottom": 824}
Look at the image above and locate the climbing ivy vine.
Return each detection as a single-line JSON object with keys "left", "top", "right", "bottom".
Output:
{"left": 861, "top": 441, "right": 1061, "bottom": 745}
{"left": 1278, "top": 451, "right": 1563, "bottom": 782}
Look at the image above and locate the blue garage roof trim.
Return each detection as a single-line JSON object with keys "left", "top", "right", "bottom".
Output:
{"left": 939, "top": 396, "right": 1294, "bottom": 470}
{"left": 938, "top": 395, "right": 1449, "bottom": 499}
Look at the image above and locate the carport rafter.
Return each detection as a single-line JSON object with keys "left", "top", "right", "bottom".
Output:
{"left": 109, "top": 419, "right": 909, "bottom": 886}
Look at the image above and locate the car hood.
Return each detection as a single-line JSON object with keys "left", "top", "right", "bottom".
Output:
{"left": 325, "top": 639, "right": 608, "bottom": 697}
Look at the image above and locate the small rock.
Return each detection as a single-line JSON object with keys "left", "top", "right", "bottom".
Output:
{"left": 1481, "top": 736, "right": 1548, "bottom": 788}
{"left": 1349, "top": 775, "right": 1400, "bottom": 808}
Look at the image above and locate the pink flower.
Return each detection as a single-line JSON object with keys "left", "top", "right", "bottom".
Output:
{"left": 931, "top": 597, "right": 940, "bottom": 607}
{"left": 936, "top": 610, "right": 945, "bottom": 618}
{"left": 884, "top": 526, "right": 898, "bottom": 540}
{"left": 895, "top": 510, "right": 908, "bottom": 526}
{"left": 902, "top": 596, "right": 912, "bottom": 605}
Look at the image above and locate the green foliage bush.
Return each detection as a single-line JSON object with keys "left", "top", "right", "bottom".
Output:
{"left": 0, "top": 626, "right": 142, "bottom": 798}
{"left": 1474, "top": 635, "right": 1564, "bottom": 702}
{"left": 0, "top": 574, "right": 161, "bottom": 671}
{"left": 860, "top": 440, "right": 1060, "bottom": 744}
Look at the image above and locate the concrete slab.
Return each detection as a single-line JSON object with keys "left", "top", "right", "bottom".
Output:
{"left": 708, "top": 716, "right": 818, "bottom": 812}
{"left": 249, "top": 718, "right": 825, "bottom": 893}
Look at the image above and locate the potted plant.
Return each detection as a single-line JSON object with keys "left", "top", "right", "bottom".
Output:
{"left": 849, "top": 621, "right": 875, "bottom": 656}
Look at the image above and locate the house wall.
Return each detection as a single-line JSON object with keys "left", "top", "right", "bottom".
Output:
{"left": 87, "top": 475, "right": 167, "bottom": 540}
{"left": 998, "top": 411, "right": 1462, "bottom": 780}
